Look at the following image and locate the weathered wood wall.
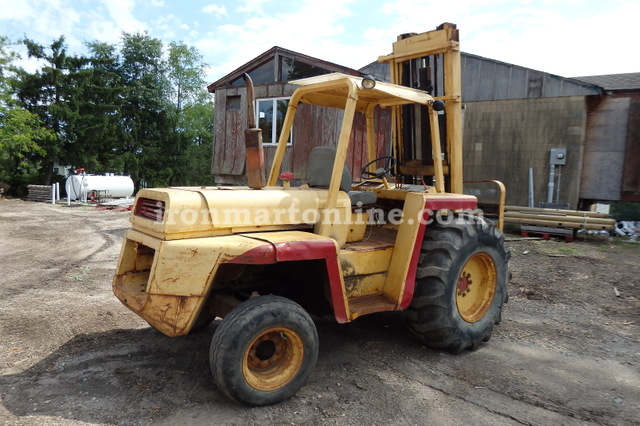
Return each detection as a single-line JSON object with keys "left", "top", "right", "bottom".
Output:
{"left": 579, "top": 96, "right": 629, "bottom": 202}
{"left": 212, "top": 83, "right": 391, "bottom": 185}
{"left": 580, "top": 92, "right": 640, "bottom": 202}
{"left": 462, "top": 97, "right": 588, "bottom": 209}
{"left": 622, "top": 94, "right": 640, "bottom": 200}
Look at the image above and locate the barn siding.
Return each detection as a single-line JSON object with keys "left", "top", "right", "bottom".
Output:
{"left": 211, "top": 82, "right": 391, "bottom": 185}
{"left": 463, "top": 97, "right": 587, "bottom": 208}
{"left": 348, "top": 107, "right": 392, "bottom": 178}
{"left": 580, "top": 96, "right": 631, "bottom": 201}
{"left": 211, "top": 86, "right": 246, "bottom": 177}
{"left": 622, "top": 94, "right": 640, "bottom": 198}
{"left": 212, "top": 51, "right": 613, "bottom": 205}
{"left": 212, "top": 83, "right": 294, "bottom": 184}
{"left": 290, "top": 104, "right": 340, "bottom": 178}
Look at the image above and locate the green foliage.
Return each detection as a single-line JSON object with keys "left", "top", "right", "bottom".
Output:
{"left": 0, "top": 107, "right": 55, "bottom": 193}
{"left": 12, "top": 36, "right": 85, "bottom": 184}
{"left": 0, "top": 37, "right": 56, "bottom": 194}
{"left": 65, "top": 41, "right": 124, "bottom": 174}
{"left": 165, "top": 42, "right": 214, "bottom": 186}
{"left": 610, "top": 202, "right": 640, "bottom": 222}
{"left": 2, "top": 32, "right": 215, "bottom": 192}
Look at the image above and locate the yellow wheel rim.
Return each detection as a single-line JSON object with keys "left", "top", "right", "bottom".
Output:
{"left": 242, "top": 327, "right": 305, "bottom": 391}
{"left": 456, "top": 252, "right": 497, "bottom": 323}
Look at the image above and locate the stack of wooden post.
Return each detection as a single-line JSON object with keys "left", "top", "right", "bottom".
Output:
{"left": 504, "top": 205, "right": 615, "bottom": 241}
{"left": 26, "top": 185, "right": 54, "bottom": 202}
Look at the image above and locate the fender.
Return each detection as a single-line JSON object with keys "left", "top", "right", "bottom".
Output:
{"left": 230, "top": 231, "right": 348, "bottom": 323}
{"left": 399, "top": 194, "right": 478, "bottom": 309}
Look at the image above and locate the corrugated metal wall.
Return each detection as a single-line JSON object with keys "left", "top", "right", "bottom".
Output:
{"left": 360, "top": 55, "right": 607, "bottom": 207}
{"left": 461, "top": 54, "right": 600, "bottom": 101}
{"left": 363, "top": 53, "right": 601, "bottom": 101}
{"left": 463, "top": 97, "right": 588, "bottom": 208}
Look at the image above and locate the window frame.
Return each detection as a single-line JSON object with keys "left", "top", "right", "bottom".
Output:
{"left": 256, "top": 97, "right": 293, "bottom": 147}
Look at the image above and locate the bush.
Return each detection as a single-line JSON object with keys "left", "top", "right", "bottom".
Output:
{"left": 610, "top": 202, "right": 640, "bottom": 222}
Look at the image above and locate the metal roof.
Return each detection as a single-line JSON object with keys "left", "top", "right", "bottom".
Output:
{"left": 572, "top": 72, "right": 640, "bottom": 91}
{"left": 361, "top": 52, "right": 603, "bottom": 101}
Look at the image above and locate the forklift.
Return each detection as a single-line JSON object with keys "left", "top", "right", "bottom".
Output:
{"left": 112, "top": 23, "right": 509, "bottom": 406}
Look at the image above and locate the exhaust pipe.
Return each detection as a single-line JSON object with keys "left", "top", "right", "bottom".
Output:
{"left": 243, "top": 73, "right": 266, "bottom": 189}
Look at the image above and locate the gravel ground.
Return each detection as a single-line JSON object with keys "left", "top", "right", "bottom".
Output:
{"left": 0, "top": 198, "right": 638, "bottom": 425}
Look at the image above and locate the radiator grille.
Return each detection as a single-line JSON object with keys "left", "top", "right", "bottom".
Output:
{"left": 134, "top": 198, "right": 165, "bottom": 222}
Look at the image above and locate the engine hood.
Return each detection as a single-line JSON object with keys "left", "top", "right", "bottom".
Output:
{"left": 130, "top": 186, "right": 350, "bottom": 240}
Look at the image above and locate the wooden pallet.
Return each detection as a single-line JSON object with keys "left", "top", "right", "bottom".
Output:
{"left": 520, "top": 225, "right": 575, "bottom": 242}
{"left": 26, "top": 185, "right": 54, "bottom": 202}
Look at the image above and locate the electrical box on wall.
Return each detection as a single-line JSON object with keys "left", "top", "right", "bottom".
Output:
{"left": 550, "top": 148, "right": 567, "bottom": 165}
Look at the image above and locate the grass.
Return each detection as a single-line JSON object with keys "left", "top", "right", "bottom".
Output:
{"left": 594, "top": 238, "right": 640, "bottom": 253}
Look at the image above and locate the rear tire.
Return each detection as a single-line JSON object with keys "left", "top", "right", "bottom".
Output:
{"left": 405, "top": 214, "right": 510, "bottom": 353}
{"left": 210, "top": 295, "right": 318, "bottom": 406}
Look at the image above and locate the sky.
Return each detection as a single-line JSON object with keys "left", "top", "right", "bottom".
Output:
{"left": 2, "top": 0, "right": 640, "bottom": 85}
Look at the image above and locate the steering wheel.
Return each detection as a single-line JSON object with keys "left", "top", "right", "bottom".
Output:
{"left": 361, "top": 156, "right": 396, "bottom": 180}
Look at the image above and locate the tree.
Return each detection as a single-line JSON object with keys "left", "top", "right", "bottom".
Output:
{"left": 166, "top": 42, "right": 214, "bottom": 186}
{"left": 118, "top": 32, "right": 173, "bottom": 188}
{"left": 66, "top": 41, "right": 125, "bottom": 174}
{"left": 6, "top": 33, "right": 215, "bottom": 192}
{"left": 168, "top": 42, "right": 206, "bottom": 113}
{"left": 0, "top": 36, "right": 54, "bottom": 194}
{"left": 13, "top": 36, "right": 79, "bottom": 184}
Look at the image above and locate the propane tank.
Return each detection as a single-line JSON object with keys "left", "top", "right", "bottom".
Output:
{"left": 65, "top": 174, "right": 134, "bottom": 201}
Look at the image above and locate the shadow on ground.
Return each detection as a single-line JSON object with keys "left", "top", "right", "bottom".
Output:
{"left": 0, "top": 312, "right": 420, "bottom": 425}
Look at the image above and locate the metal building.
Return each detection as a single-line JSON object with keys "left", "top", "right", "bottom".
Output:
{"left": 362, "top": 53, "right": 605, "bottom": 209}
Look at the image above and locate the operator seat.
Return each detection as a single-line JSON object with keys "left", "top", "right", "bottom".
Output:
{"left": 308, "top": 146, "right": 377, "bottom": 207}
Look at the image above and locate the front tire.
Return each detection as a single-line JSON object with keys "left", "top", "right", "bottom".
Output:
{"left": 405, "top": 214, "right": 510, "bottom": 353}
{"left": 209, "top": 295, "right": 319, "bottom": 406}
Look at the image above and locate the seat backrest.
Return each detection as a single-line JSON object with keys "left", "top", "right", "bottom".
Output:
{"left": 308, "top": 147, "right": 351, "bottom": 192}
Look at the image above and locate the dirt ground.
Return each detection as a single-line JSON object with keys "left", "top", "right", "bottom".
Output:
{"left": 0, "top": 198, "right": 638, "bottom": 425}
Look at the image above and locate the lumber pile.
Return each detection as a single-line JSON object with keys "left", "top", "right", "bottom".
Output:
{"left": 26, "top": 185, "right": 54, "bottom": 202}
{"left": 504, "top": 205, "right": 615, "bottom": 233}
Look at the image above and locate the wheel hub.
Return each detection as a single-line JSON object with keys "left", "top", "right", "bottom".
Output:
{"left": 243, "top": 327, "right": 305, "bottom": 391}
{"left": 457, "top": 272, "right": 472, "bottom": 295}
{"left": 248, "top": 331, "right": 285, "bottom": 369}
{"left": 456, "top": 252, "right": 497, "bottom": 323}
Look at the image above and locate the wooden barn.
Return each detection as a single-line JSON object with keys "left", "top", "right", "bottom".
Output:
{"left": 207, "top": 47, "right": 390, "bottom": 186}
{"left": 208, "top": 41, "right": 638, "bottom": 209}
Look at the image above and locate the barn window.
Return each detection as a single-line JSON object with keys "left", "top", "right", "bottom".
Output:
{"left": 257, "top": 97, "right": 292, "bottom": 146}
{"left": 280, "top": 57, "right": 331, "bottom": 81}
{"left": 227, "top": 95, "right": 241, "bottom": 110}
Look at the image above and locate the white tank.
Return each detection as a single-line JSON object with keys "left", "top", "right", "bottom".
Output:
{"left": 65, "top": 174, "right": 134, "bottom": 200}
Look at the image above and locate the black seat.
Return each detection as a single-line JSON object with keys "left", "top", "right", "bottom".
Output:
{"left": 308, "top": 147, "right": 377, "bottom": 206}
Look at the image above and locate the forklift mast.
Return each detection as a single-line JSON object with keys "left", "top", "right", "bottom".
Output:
{"left": 378, "top": 23, "right": 462, "bottom": 194}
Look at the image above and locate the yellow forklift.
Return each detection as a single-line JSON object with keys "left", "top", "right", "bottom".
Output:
{"left": 112, "top": 23, "right": 509, "bottom": 406}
